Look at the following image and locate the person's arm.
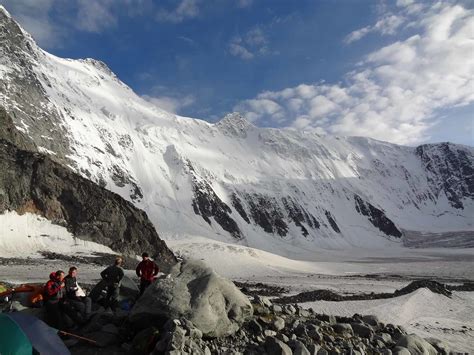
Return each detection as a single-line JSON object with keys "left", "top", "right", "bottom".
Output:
{"left": 100, "top": 267, "right": 108, "bottom": 280}
{"left": 45, "top": 281, "right": 61, "bottom": 297}
{"left": 153, "top": 262, "right": 159, "bottom": 276}
{"left": 136, "top": 262, "right": 142, "bottom": 277}
{"left": 118, "top": 268, "right": 124, "bottom": 282}
{"left": 64, "top": 278, "right": 75, "bottom": 294}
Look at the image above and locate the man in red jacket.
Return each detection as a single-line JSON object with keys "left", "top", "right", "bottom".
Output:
{"left": 136, "top": 252, "right": 159, "bottom": 296}
{"left": 43, "top": 270, "right": 65, "bottom": 328}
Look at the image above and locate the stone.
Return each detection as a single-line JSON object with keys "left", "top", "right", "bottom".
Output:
{"left": 425, "top": 338, "right": 450, "bottom": 354}
{"left": 264, "top": 330, "right": 277, "bottom": 337}
{"left": 392, "top": 346, "right": 411, "bottom": 355}
{"left": 332, "top": 323, "right": 353, "bottom": 336}
{"left": 379, "top": 349, "right": 392, "bottom": 355}
{"left": 289, "top": 340, "right": 311, "bottom": 355}
{"left": 248, "top": 319, "right": 263, "bottom": 334}
{"left": 101, "top": 323, "right": 119, "bottom": 335}
{"left": 273, "top": 316, "right": 286, "bottom": 331}
{"left": 284, "top": 305, "right": 297, "bottom": 315}
{"left": 254, "top": 295, "right": 273, "bottom": 308}
{"left": 395, "top": 335, "right": 438, "bottom": 355}
{"left": 130, "top": 260, "right": 253, "bottom": 338}
{"left": 361, "top": 315, "right": 379, "bottom": 327}
{"left": 375, "top": 333, "right": 392, "bottom": 344}
{"left": 317, "top": 349, "right": 329, "bottom": 355}
{"left": 272, "top": 305, "right": 283, "bottom": 313}
{"left": 351, "top": 323, "right": 374, "bottom": 339}
{"left": 307, "top": 324, "right": 322, "bottom": 341}
{"left": 277, "top": 333, "right": 290, "bottom": 343}
{"left": 307, "top": 344, "right": 322, "bottom": 355}
{"left": 265, "top": 336, "right": 293, "bottom": 355}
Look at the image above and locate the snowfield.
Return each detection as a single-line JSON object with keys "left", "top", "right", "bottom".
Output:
{"left": 0, "top": 211, "right": 115, "bottom": 258}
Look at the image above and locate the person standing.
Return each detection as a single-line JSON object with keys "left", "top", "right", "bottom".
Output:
{"left": 98, "top": 257, "right": 124, "bottom": 310}
{"left": 64, "top": 266, "right": 92, "bottom": 320}
{"left": 136, "top": 252, "right": 159, "bottom": 296}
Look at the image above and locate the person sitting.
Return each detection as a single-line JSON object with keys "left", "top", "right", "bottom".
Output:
{"left": 136, "top": 252, "right": 159, "bottom": 296}
{"left": 43, "top": 270, "right": 66, "bottom": 329}
{"left": 43, "top": 270, "right": 81, "bottom": 329}
{"left": 64, "top": 266, "right": 92, "bottom": 321}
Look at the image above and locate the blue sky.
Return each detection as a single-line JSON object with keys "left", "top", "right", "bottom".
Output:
{"left": 2, "top": 0, "right": 473, "bottom": 146}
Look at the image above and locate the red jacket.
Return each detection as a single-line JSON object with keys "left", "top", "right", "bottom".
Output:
{"left": 136, "top": 259, "right": 159, "bottom": 281}
{"left": 44, "top": 272, "right": 64, "bottom": 302}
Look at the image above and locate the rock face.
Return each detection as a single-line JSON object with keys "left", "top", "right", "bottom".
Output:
{"left": 0, "top": 138, "right": 176, "bottom": 268}
{"left": 129, "top": 260, "right": 253, "bottom": 338}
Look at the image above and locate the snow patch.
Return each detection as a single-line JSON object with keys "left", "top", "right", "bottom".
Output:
{"left": 0, "top": 211, "right": 115, "bottom": 258}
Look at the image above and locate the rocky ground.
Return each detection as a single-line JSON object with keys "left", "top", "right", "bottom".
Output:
{"left": 1, "top": 259, "right": 471, "bottom": 354}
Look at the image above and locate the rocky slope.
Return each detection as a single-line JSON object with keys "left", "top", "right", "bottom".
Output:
{"left": 0, "top": 6, "right": 472, "bottom": 256}
{"left": 0, "top": 109, "right": 176, "bottom": 267}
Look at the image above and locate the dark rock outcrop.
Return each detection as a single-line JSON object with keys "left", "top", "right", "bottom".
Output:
{"left": 354, "top": 194, "right": 402, "bottom": 238}
{"left": 0, "top": 138, "right": 176, "bottom": 269}
{"left": 416, "top": 142, "right": 474, "bottom": 209}
{"left": 191, "top": 178, "right": 242, "bottom": 239}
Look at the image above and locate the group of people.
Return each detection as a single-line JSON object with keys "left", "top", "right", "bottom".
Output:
{"left": 43, "top": 252, "right": 160, "bottom": 330}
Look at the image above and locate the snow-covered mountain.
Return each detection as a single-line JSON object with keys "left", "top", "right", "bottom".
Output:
{"left": 0, "top": 6, "right": 472, "bottom": 257}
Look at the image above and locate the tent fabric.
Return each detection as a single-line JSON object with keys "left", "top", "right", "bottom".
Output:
{"left": 0, "top": 314, "right": 32, "bottom": 355}
{"left": 0, "top": 313, "right": 70, "bottom": 355}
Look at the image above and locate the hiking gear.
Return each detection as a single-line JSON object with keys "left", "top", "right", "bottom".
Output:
{"left": 0, "top": 312, "right": 70, "bottom": 355}
{"left": 136, "top": 259, "right": 159, "bottom": 282}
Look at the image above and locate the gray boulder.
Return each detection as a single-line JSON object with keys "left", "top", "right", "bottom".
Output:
{"left": 425, "top": 338, "right": 450, "bottom": 355}
{"left": 395, "top": 334, "right": 438, "bottom": 355}
{"left": 392, "top": 346, "right": 411, "bottom": 355}
{"left": 265, "top": 336, "right": 293, "bottom": 355}
{"left": 351, "top": 323, "right": 374, "bottom": 339}
{"left": 129, "top": 260, "right": 253, "bottom": 338}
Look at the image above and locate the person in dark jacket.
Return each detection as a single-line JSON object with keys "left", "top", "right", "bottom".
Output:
{"left": 94, "top": 257, "right": 124, "bottom": 310}
{"left": 136, "top": 252, "right": 159, "bottom": 295}
{"left": 43, "top": 270, "right": 65, "bottom": 329}
{"left": 64, "top": 266, "right": 92, "bottom": 320}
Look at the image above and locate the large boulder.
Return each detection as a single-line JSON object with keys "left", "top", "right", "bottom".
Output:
{"left": 396, "top": 334, "right": 438, "bottom": 355}
{"left": 129, "top": 260, "right": 253, "bottom": 338}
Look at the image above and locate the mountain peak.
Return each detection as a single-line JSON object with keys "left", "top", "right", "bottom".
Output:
{"left": 0, "top": 5, "right": 38, "bottom": 59}
{"left": 215, "top": 112, "right": 254, "bottom": 138}
{"left": 0, "top": 5, "right": 12, "bottom": 19}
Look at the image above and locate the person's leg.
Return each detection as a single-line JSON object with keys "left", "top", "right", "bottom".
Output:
{"left": 139, "top": 279, "right": 147, "bottom": 295}
{"left": 45, "top": 301, "right": 62, "bottom": 329}
{"left": 83, "top": 296, "right": 92, "bottom": 316}
{"left": 109, "top": 286, "right": 120, "bottom": 311}
{"left": 69, "top": 299, "right": 85, "bottom": 314}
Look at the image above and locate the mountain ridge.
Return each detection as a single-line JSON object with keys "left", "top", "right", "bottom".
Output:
{"left": 0, "top": 8, "right": 472, "bottom": 256}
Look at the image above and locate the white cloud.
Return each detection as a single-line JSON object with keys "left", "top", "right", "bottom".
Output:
{"left": 228, "top": 26, "right": 269, "bottom": 60}
{"left": 142, "top": 85, "right": 195, "bottom": 114}
{"left": 143, "top": 94, "right": 195, "bottom": 114}
{"left": 229, "top": 42, "right": 254, "bottom": 60}
{"left": 156, "top": 0, "right": 200, "bottom": 23}
{"left": 2, "top": 0, "right": 151, "bottom": 47}
{"left": 237, "top": 0, "right": 253, "bottom": 8}
{"left": 344, "top": 14, "right": 405, "bottom": 44}
{"left": 1, "top": 0, "right": 62, "bottom": 48}
{"left": 75, "top": 0, "right": 117, "bottom": 33}
{"left": 235, "top": 2, "right": 474, "bottom": 145}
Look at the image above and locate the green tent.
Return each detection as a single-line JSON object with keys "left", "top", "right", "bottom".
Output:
{"left": 0, "top": 313, "right": 70, "bottom": 354}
